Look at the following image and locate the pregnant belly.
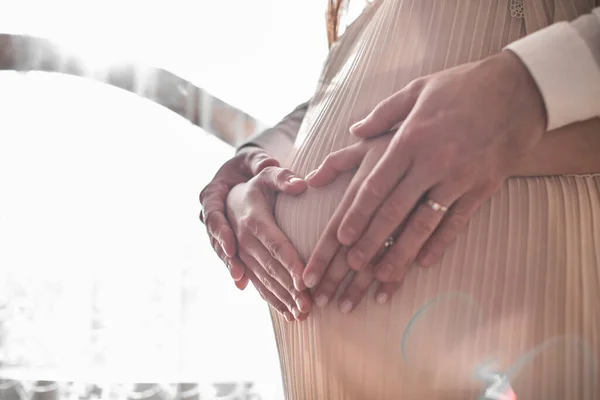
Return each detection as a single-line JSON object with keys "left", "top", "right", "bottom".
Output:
{"left": 274, "top": 169, "right": 353, "bottom": 264}
{"left": 270, "top": 168, "right": 600, "bottom": 399}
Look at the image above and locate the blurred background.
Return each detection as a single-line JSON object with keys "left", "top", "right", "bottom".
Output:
{"left": 0, "top": 1, "right": 333, "bottom": 399}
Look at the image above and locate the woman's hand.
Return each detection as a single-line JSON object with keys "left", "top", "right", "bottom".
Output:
{"left": 226, "top": 166, "right": 313, "bottom": 321}
{"left": 311, "top": 50, "right": 547, "bottom": 283}
{"left": 199, "top": 146, "right": 281, "bottom": 290}
{"left": 302, "top": 133, "right": 402, "bottom": 312}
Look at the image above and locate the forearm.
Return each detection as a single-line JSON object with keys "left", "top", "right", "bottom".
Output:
{"left": 511, "top": 118, "right": 600, "bottom": 177}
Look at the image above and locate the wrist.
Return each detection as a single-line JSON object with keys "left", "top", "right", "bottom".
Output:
{"left": 496, "top": 50, "right": 548, "bottom": 132}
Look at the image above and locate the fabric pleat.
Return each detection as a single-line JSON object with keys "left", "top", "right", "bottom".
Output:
{"left": 272, "top": 1, "right": 600, "bottom": 398}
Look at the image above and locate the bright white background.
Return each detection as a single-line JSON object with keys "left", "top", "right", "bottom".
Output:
{"left": 0, "top": 1, "right": 334, "bottom": 398}
{"left": 0, "top": 0, "right": 331, "bottom": 125}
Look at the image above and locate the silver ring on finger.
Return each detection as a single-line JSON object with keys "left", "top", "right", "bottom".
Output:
{"left": 384, "top": 236, "right": 395, "bottom": 248}
{"left": 425, "top": 198, "right": 449, "bottom": 213}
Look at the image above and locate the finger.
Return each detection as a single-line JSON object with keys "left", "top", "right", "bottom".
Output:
{"left": 304, "top": 142, "right": 367, "bottom": 187}
{"left": 342, "top": 160, "right": 427, "bottom": 268}
{"left": 303, "top": 153, "right": 378, "bottom": 288}
{"left": 303, "top": 160, "right": 377, "bottom": 288}
{"left": 303, "top": 188, "right": 357, "bottom": 288}
{"left": 370, "top": 186, "right": 462, "bottom": 281}
{"left": 201, "top": 186, "right": 238, "bottom": 258}
{"left": 243, "top": 267, "right": 294, "bottom": 322}
{"left": 349, "top": 79, "right": 423, "bottom": 138}
{"left": 252, "top": 215, "right": 307, "bottom": 293}
{"left": 249, "top": 239, "right": 312, "bottom": 314}
{"left": 337, "top": 138, "right": 419, "bottom": 247}
{"left": 227, "top": 256, "right": 246, "bottom": 282}
{"left": 417, "top": 182, "right": 501, "bottom": 267}
{"left": 312, "top": 247, "right": 351, "bottom": 309}
{"left": 338, "top": 264, "right": 375, "bottom": 314}
{"left": 373, "top": 281, "right": 402, "bottom": 305}
{"left": 240, "top": 147, "right": 281, "bottom": 176}
{"left": 211, "top": 237, "right": 245, "bottom": 281}
{"left": 235, "top": 275, "right": 249, "bottom": 290}
{"left": 257, "top": 166, "right": 307, "bottom": 195}
{"left": 240, "top": 247, "right": 306, "bottom": 318}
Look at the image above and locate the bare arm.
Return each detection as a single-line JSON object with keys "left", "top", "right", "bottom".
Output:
{"left": 512, "top": 118, "right": 600, "bottom": 177}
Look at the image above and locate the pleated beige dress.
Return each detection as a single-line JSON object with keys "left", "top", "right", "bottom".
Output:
{"left": 271, "top": 1, "right": 600, "bottom": 399}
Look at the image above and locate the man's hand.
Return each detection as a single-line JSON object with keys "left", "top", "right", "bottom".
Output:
{"left": 226, "top": 166, "right": 312, "bottom": 321}
{"left": 199, "top": 146, "right": 281, "bottom": 289}
{"left": 310, "top": 50, "right": 547, "bottom": 283}
{"left": 302, "top": 133, "right": 402, "bottom": 312}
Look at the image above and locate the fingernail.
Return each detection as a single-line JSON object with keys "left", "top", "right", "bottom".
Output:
{"left": 288, "top": 177, "right": 303, "bottom": 184}
{"left": 340, "top": 299, "right": 353, "bottom": 314}
{"left": 316, "top": 295, "right": 328, "bottom": 309}
{"left": 291, "top": 307, "right": 301, "bottom": 319}
{"left": 305, "top": 170, "right": 317, "bottom": 181}
{"left": 296, "top": 297, "right": 307, "bottom": 312}
{"left": 304, "top": 273, "right": 318, "bottom": 288}
{"left": 376, "top": 293, "right": 389, "bottom": 304}
{"left": 284, "top": 312, "right": 294, "bottom": 322}
{"left": 350, "top": 120, "right": 364, "bottom": 132}
{"left": 347, "top": 249, "right": 364, "bottom": 270}
{"left": 293, "top": 276, "right": 304, "bottom": 291}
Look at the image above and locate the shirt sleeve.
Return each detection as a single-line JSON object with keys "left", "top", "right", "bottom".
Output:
{"left": 236, "top": 100, "right": 310, "bottom": 162}
{"left": 505, "top": 7, "right": 600, "bottom": 131}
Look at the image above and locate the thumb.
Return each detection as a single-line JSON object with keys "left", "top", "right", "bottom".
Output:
{"left": 305, "top": 142, "right": 367, "bottom": 187}
{"left": 256, "top": 166, "right": 307, "bottom": 195}
{"left": 350, "top": 80, "right": 422, "bottom": 138}
{"left": 239, "top": 146, "right": 281, "bottom": 176}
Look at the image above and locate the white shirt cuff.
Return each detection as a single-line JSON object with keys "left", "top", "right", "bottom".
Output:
{"left": 505, "top": 15, "right": 600, "bottom": 131}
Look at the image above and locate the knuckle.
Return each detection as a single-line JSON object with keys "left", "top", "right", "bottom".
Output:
{"left": 322, "top": 153, "right": 339, "bottom": 168}
{"left": 260, "top": 275, "right": 272, "bottom": 290}
{"left": 317, "top": 278, "right": 338, "bottom": 296}
{"left": 259, "top": 166, "right": 288, "bottom": 183}
{"left": 199, "top": 182, "right": 227, "bottom": 204}
{"left": 266, "top": 240, "right": 287, "bottom": 259}
{"left": 434, "top": 232, "right": 455, "bottom": 250}
{"left": 445, "top": 214, "right": 468, "bottom": 233}
{"left": 283, "top": 297, "right": 296, "bottom": 311}
{"left": 207, "top": 218, "right": 228, "bottom": 240}
{"left": 240, "top": 216, "right": 260, "bottom": 236}
{"left": 236, "top": 231, "right": 251, "bottom": 247}
{"left": 408, "top": 77, "right": 425, "bottom": 92}
{"left": 363, "top": 178, "right": 387, "bottom": 199}
{"left": 375, "top": 97, "right": 396, "bottom": 119}
{"left": 355, "top": 237, "right": 378, "bottom": 257}
{"left": 380, "top": 201, "right": 404, "bottom": 222}
{"left": 263, "top": 259, "right": 278, "bottom": 277}
{"left": 275, "top": 167, "right": 292, "bottom": 182}
{"left": 283, "top": 281, "right": 297, "bottom": 295}
{"left": 410, "top": 216, "right": 436, "bottom": 235}
{"left": 199, "top": 185, "right": 213, "bottom": 204}
{"left": 274, "top": 304, "right": 287, "bottom": 315}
